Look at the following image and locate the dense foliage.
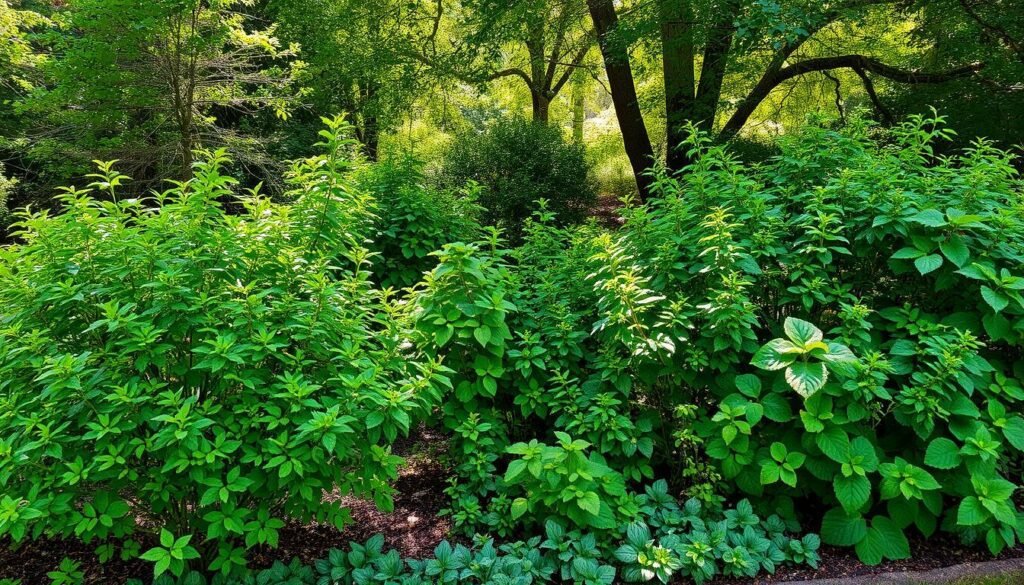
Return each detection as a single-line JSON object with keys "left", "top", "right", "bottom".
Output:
{"left": 49, "top": 491, "right": 819, "bottom": 585}
{"left": 354, "top": 157, "right": 484, "bottom": 288}
{"left": 414, "top": 113, "right": 1023, "bottom": 572}
{"left": 437, "top": 117, "right": 596, "bottom": 238}
{"left": 1, "top": 111, "right": 1022, "bottom": 583}
{"left": 2, "top": 0, "right": 1023, "bottom": 582}
{"left": 0, "top": 119, "right": 447, "bottom": 578}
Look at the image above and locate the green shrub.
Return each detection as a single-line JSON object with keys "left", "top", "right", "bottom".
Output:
{"left": 0, "top": 117, "right": 447, "bottom": 579}
{"left": 354, "top": 156, "right": 484, "bottom": 289}
{"left": 437, "top": 116, "right": 596, "bottom": 239}
{"left": 422, "top": 113, "right": 1024, "bottom": 569}
{"left": 0, "top": 162, "right": 14, "bottom": 234}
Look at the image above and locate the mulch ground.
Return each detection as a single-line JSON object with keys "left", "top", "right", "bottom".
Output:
{"left": 1, "top": 427, "right": 1021, "bottom": 584}
{"left": 590, "top": 194, "right": 626, "bottom": 228}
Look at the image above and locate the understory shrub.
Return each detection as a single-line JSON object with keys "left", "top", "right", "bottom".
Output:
{"left": 0, "top": 117, "right": 447, "bottom": 579}
{"left": 354, "top": 156, "right": 484, "bottom": 288}
{"left": 0, "top": 162, "right": 13, "bottom": 235}
{"left": 419, "top": 112, "right": 1023, "bottom": 571}
{"left": 2, "top": 112, "right": 1021, "bottom": 584}
{"left": 437, "top": 116, "right": 596, "bottom": 239}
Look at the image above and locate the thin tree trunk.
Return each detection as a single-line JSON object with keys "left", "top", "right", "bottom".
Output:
{"left": 586, "top": 0, "right": 655, "bottom": 199}
{"left": 691, "top": 0, "right": 740, "bottom": 134}
{"left": 660, "top": 0, "right": 696, "bottom": 171}
{"left": 572, "top": 75, "right": 585, "bottom": 142}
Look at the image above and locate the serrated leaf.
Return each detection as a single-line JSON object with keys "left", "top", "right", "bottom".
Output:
{"left": 784, "top": 317, "right": 823, "bottom": 346}
{"left": 910, "top": 209, "right": 947, "bottom": 227}
{"left": 817, "top": 426, "right": 850, "bottom": 463}
{"left": 821, "top": 508, "right": 867, "bottom": 546}
{"left": 752, "top": 338, "right": 801, "bottom": 371}
{"left": 473, "top": 326, "right": 491, "bottom": 347}
{"left": 924, "top": 438, "right": 962, "bottom": 469}
{"left": 915, "top": 254, "right": 944, "bottom": 275}
{"left": 785, "top": 362, "right": 827, "bottom": 398}
{"left": 939, "top": 237, "right": 970, "bottom": 267}
{"left": 1001, "top": 416, "right": 1024, "bottom": 452}
{"left": 762, "top": 393, "right": 794, "bottom": 422}
{"left": 735, "top": 374, "right": 762, "bottom": 398}
{"left": 957, "top": 496, "right": 988, "bottom": 526}
{"left": 510, "top": 498, "right": 528, "bottom": 520}
{"left": 835, "top": 474, "right": 872, "bottom": 513}
{"left": 981, "top": 286, "right": 1010, "bottom": 313}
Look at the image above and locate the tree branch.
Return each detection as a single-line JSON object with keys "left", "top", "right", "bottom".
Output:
{"left": 957, "top": 0, "right": 1024, "bottom": 61}
{"left": 720, "top": 55, "right": 984, "bottom": 139}
{"left": 853, "top": 67, "right": 893, "bottom": 124}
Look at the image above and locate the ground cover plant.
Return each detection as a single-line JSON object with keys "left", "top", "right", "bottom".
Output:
{"left": 0, "top": 112, "right": 1022, "bottom": 584}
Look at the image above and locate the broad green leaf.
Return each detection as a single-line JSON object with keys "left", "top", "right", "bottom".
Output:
{"left": 1001, "top": 416, "right": 1024, "bottom": 451}
{"left": 762, "top": 393, "right": 794, "bottom": 422}
{"left": 510, "top": 498, "right": 528, "bottom": 520}
{"left": 855, "top": 517, "right": 909, "bottom": 565}
{"left": 785, "top": 362, "right": 828, "bottom": 398}
{"left": 891, "top": 247, "right": 924, "bottom": 260}
{"left": 924, "top": 438, "right": 962, "bottom": 469}
{"left": 909, "top": 209, "right": 947, "bottom": 227}
{"left": 981, "top": 286, "right": 1010, "bottom": 313}
{"left": 751, "top": 338, "right": 801, "bottom": 371}
{"left": 835, "top": 474, "right": 871, "bottom": 513}
{"left": 914, "top": 254, "right": 943, "bottom": 275}
{"left": 957, "top": 496, "right": 988, "bottom": 526}
{"left": 735, "top": 374, "right": 762, "bottom": 398}
{"left": 939, "top": 236, "right": 970, "bottom": 267}
{"left": 817, "top": 426, "right": 850, "bottom": 463}
{"left": 821, "top": 508, "right": 867, "bottom": 547}
{"left": 784, "top": 317, "right": 823, "bottom": 347}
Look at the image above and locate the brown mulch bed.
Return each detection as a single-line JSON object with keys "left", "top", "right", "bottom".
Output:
{"left": 590, "top": 194, "right": 626, "bottom": 228}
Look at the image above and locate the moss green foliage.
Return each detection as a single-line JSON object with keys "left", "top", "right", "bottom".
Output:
{"left": 437, "top": 116, "right": 596, "bottom": 239}
{"left": 0, "top": 118, "right": 448, "bottom": 579}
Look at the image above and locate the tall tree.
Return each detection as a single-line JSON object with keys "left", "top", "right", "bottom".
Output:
{"left": 20, "top": 0, "right": 301, "bottom": 186}
{"left": 587, "top": 0, "right": 991, "bottom": 191}
{"left": 269, "top": 0, "right": 426, "bottom": 160}
{"left": 413, "top": 0, "right": 594, "bottom": 124}
{"left": 586, "top": 0, "right": 654, "bottom": 197}
{"left": 0, "top": 0, "right": 45, "bottom": 95}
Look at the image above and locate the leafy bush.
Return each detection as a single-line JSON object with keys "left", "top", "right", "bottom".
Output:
{"left": 0, "top": 162, "right": 14, "bottom": 234}
{"left": 437, "top": 116, "right": 596, "bottom": 239}
{"left": 419, "top": 113, "right": 1023, "bottom": 569}
{"left": 354, "top": 156, "right": 484, "bottom": 289}
{"left": 0, "top": 118, "right": 447, "bottom": 578}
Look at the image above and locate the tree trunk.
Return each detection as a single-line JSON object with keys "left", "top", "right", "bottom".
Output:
{"left": 691, "top": 0, "right": 740, "bottom": 135}
{"left": 586, "top": 0, "right": 655, "bottom": 200}
{"left": 572, "top": 75, "right": 585, "bottom": 142}
{"left": 360, "top": 80, "right": 380, "bottom": 161}
{"left": 363, "top": 116, "right": 380, "bottom": 161}
{"left": 660, "top": 0, "right": 696, "bottom": 171}
{"left": 531, "top": 91, "right": 551, "bottom": 123}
